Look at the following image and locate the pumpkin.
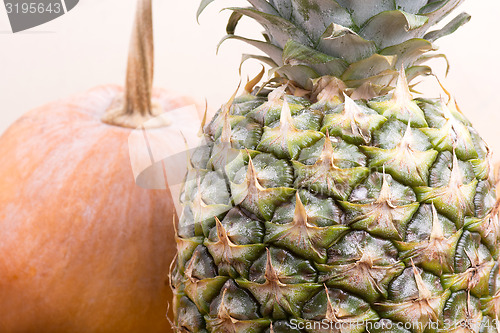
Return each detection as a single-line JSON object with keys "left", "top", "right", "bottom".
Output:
{"left": 0, "top": 1, "right": 194, "bottom": 332}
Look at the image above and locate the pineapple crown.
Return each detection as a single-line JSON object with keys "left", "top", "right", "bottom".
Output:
{"left": 198, "top": 0, "right": 470, "bottom": 89}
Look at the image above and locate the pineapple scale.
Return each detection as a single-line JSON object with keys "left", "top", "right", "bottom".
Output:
{"left": 171, "top": 75, "right": 499, "bottom": 333}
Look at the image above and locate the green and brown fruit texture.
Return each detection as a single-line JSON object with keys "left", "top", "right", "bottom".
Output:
{"left": 171, "top": 0, "right": 500, "bottom": 332}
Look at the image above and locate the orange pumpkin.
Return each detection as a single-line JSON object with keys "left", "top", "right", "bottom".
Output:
{"left": 0, "top": 1, "right": 193, "bottom": 332}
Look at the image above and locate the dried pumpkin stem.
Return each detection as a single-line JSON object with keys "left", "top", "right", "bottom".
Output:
{"left": 123, "top": 0, "right": 154, "bottom": 117}
{"left": 102, "top": 0, "right": 170, "bottom": 128}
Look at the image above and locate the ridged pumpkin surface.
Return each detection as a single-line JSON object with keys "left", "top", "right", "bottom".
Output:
{"left": 0, "top": 85, "right": 188, "bottom": 333}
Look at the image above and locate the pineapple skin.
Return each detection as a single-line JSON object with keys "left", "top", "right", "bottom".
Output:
{"left": 172, "top": 0, "right": 499, "bottom": 331}
{"left": 171, "top": 78, "right": 500, "bottom": 332}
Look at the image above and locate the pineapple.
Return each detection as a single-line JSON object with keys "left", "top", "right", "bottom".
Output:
{"left": 171, "top": 1, "right": 500, "bottom": 332}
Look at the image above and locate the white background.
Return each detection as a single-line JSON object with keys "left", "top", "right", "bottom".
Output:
{"left": 0, "top": 0, "right": 499, "bottom": 157}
